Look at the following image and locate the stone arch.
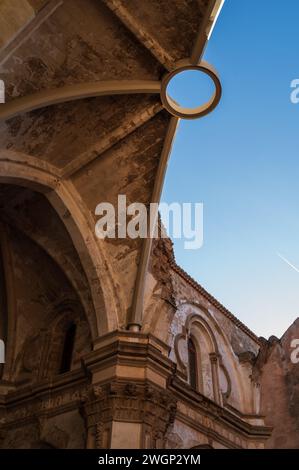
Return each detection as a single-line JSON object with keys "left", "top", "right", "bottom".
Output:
{"left": 4, "top": 214, "right": 96, "bottom": 332}
{"left": 174, "top": 302, "right": 247, "bottom": 411}
{"left": 12, "top": 294, "right": 92, "bottom": 384}
{"left": 186, "top": 313, "right": 219, "bottom": 352}
{"left": 0, "top": 153, "right": 120, "bottom": 336}
{"left": 186, "top": 307, "right": 246, "bottom": 410}
{"left": 186, "top": 314, "right": 220, "bottom": 402}
{"left": 44, "top": 300, "right": 92, "bottom": 378}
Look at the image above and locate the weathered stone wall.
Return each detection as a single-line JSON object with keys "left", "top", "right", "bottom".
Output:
{"left": 1, "top": 409, "right": 86, "bottom": 449}
{"left": 0, "top": 0, "right": 285, "bottom": 450}
{"left": 258, "top": 319, "right": 299, "bottom": 448}
{"left": 143, "top": 236, "right": 261, "bottom": 417}
{"left": 0, "top": 0, "right": 45, "bottom": 51}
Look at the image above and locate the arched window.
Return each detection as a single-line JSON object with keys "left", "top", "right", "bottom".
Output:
{"left": 59, "top": 322, "right": 76, "bottom": 374}
{"left": 188, "top": 337, "right": 198, "bottom": 389}
{"left": 187, "top": 316, "right": 222, "bottom": 403}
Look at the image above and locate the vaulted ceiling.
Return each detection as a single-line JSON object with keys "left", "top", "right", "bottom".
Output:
{"left": 0, "top": 0, "right": 222, "bottom": 332}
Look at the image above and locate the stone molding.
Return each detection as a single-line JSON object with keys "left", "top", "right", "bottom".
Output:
{"left": 169, "top": 376, "right": 272, "bottom": 446}
{"left": 0, "top": 331, "right": 271, "bottom": 449}
{"left": 81, "top": 380, "right": 177, "bottom": 449}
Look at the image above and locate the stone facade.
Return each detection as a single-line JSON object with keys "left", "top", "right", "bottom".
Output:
{"left": 256, "top": 320, "right": 299, "bottom": 448}
{"left": 0, "top": 0, "right": 297, "bottom": 449}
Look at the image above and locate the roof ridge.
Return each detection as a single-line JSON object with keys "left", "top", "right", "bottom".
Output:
{"left": 170, "top": 261, "right": 261, "bottom": 345}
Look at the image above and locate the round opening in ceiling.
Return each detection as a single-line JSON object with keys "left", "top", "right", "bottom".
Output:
{"left": 160, "top": 63, "right": 222, "bottom": 119}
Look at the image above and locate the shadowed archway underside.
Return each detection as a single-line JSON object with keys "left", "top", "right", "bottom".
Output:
{"left": 0, "top": 0, "right": 223, "bottom": 332}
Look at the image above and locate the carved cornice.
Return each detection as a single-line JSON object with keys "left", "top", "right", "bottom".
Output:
{"left": 86, "top": 331, "right": 175, "bottom": 380}
{"left": 0, "top": 369, "right": 89, "bottom": 429}
{"left": 83, "top": 380, "right": 176, "bottom": 425}
{"left": 81, "top": 380, "right": 177, "bottom": 448}
{"left": 0, "top": 331, "right": 271, "bottom": 449}
{"left": 168, "top": 376, "right": 272, "bottom": 441}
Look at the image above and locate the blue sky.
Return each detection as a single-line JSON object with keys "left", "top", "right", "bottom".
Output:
{"left": 161, "top": 0, "right": 299, "bottom": 339}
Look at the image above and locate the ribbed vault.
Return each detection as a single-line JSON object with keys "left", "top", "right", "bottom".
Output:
{"left": 0, "top": 0, "right": 223, "bottom": 332}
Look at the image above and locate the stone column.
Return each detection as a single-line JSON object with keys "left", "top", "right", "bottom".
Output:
{"left": 82, "top": 331, "right": 177, "bottom": 449}
{"left": 210, "top": 352, "right": 221, "bottom": 405}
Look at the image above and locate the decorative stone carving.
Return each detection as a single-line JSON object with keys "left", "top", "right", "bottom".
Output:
{"left": 81, "top": 381, "right": 177, "bottom": 449}
{"left": 149, "top": 223, "right": 176, "bottom": 307}
{"left": 173, "top": 314, "right": 226, "bottom": 401}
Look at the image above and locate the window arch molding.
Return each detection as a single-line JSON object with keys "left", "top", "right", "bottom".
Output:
{"left": 41, "top": 299, "right": 91, "bottom": 379}
{"left": 12, "top": 299, "right": 92, "bottom": 383}
{"left": 186, "top": 315, "right": 221, "bottom": 403}
{"left": 186, "top": 314, "right": 219, "bottom": 354}
{"left": 173, "top": 303, "right": 248, "bottom": 412}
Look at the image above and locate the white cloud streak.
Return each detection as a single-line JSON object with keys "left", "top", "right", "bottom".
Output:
{"left": 277, "top": 252, "right": 299, "bottom": 274}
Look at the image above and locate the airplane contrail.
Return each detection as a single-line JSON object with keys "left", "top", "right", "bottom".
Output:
{"left": 277, "top": 252, "right": 299, "bottom": 274}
